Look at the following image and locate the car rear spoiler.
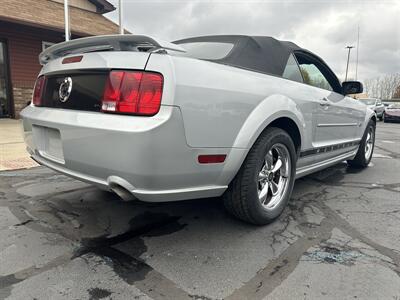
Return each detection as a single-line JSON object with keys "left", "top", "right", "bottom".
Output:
{"left": 39, "top": 34, "right": 186, "bottom": 65}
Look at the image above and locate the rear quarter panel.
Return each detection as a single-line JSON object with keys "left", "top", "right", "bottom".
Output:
{"left": 146, "top": 54, "right": 317, "bottom": 151}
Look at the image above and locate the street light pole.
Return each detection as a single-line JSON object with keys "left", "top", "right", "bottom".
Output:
{"left": 345, "top": 46, "right": 354, "bottom": 81}
{"left": 64, "top": 0, "right": 70, "bottom": 41}
{"left": 119, "top": 0, "right": 124, "bottom": 35}
{"left": 355, "top": 25, "right": 360, "bottom": 80}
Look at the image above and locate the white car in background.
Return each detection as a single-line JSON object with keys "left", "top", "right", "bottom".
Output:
{"left": 359, "top": 98, "right": 385, "bottom": 120}
{"left": 21, "top": 35, "right": 376, "bottom": 225}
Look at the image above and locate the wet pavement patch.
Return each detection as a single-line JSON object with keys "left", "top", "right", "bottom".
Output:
{"left": 0, "top": 274, "right": 24, "bottom": 290}
{"left": 77, "top": 211, "right": 183, "bottom": 251}
{"left": 88, "top": 287, "right": 112, "bottom": 300}
{"left": 72, "top": 211, "right": 187, "bottom": 285}
{"left": 269, "top": 259, "right": 289, "bottom": 276}
{"left": 305, "top": 245, "right": 363, "bottom": 265}
{"left": 92, "top": 247, "right": 151, "bottom": 284}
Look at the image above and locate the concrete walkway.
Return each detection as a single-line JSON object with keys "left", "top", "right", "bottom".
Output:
{"left": 0, "top": 119, "right": 38, "bottom": 171}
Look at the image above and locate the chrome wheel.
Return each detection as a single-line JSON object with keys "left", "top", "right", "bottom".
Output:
{"left": 258, "top": 143, "right": 291, "bottom": 210}
{"left": 364, "top": 127, "right": 374, "bottom": 160}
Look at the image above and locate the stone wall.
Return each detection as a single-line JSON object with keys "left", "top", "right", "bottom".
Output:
{"left": 12, "top": 85, "right": 33, "bottom": 118}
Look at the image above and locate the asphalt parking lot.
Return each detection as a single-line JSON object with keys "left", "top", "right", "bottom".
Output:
{"left": 0, "top": 122, "right": 399, "bottom": 300}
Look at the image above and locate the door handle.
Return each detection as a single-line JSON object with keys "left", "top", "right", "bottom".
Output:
{"left": 320, "top": 97, "right": 330, "bottom": 106}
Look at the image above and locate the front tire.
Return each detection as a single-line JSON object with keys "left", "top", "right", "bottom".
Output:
{"left": 347, "top": 120, "right": 376, "bottom": 168}
{"left": 223, "top": 127, "right": 297, "bottom": 225}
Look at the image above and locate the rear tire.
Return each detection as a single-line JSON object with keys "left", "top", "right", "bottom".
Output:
{"left": 347, "top": 120, "right": 375, "bottom": 168}
{"left": 223, "top": 127, "right": 297, "bottom": 225}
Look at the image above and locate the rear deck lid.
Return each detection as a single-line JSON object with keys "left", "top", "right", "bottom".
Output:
{"left": 36, "top": 35, "right": 179, "bottom": 113}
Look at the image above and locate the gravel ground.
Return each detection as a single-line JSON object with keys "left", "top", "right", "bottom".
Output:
{"left": 0, "top": 121, "right": 399, "bottom": 300}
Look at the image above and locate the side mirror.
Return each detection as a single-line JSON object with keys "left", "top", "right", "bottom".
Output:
{"left": 342, "top": 81, "right": 363, "bottom": 95}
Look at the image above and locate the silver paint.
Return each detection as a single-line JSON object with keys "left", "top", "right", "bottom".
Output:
{"left": 21, "top": 45, "right": 375, "bottom": 202}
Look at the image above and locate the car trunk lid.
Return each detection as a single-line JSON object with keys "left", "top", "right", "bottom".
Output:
{"left": 35, "top": 35, "right": 183, "bottom": 114}
{"left": 36, "top": 51, "right": 165, "bottom": 115}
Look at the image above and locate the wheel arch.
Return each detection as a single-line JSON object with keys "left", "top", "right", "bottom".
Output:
{"left": 268, "top": 117, "right": 302, "bottom": 155}
{"left": 221, "top": 100, "right": 305, "bottom": 187}
{"left": 231, "top": 95, "right": 306, "bottom": 152}
{"left": 361, "top": 109, "right": 377, "bottom": 134}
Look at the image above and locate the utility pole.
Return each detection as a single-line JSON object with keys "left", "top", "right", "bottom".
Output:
{"left": 64, "top": 0, "right": 70, "bottom": 41}
{"left": 119, "top": 0, "right": 124, "bottom": 35}
{"left": 355, "top": 25, "right": 360, "bottom": 80}
{"left": 345, "top": 46, "right": 354, "bottom": 81}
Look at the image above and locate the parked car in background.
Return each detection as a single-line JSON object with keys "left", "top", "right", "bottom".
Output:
{"left": 383, "top": 103, "right": 400, "bottom": 123}
{"left": 359, "top": 98, "right": 385, "bottom": 120}
{"left": 21, "top": 34, "right": 376, "bottom": 225}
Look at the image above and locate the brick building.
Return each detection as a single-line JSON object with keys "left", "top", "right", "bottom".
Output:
{"left": 0, "top": 0, "right": 120, "bottom": 118}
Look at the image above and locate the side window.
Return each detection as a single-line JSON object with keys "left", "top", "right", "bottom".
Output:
{"left": 295, "top": 53, "right": 334, "bottom": 92}
{"left": 282, "top": 54, "right": 303, "bottom": 83}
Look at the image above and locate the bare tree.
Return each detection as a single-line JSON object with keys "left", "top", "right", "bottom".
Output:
{"left": 393, "top": 86, "right": 400, "bottom": 99}
{"left": 364, "top": 73, "right": 400, "bottom": 99}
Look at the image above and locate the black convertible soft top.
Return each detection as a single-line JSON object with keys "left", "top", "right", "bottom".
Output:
{"left": 174, "top": 35, "right": 306, "bottom": 77}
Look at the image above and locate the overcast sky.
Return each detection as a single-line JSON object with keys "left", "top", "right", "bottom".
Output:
{"left": 105, "top": 0, "right": 400, "bottom": 82}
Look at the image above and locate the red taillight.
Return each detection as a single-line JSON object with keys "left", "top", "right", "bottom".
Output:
{"left": 198, "top": 154, "right": 227, "bottom": 164}
{"left": 102, "top": 71, "right": 163, "bottom": 116}
{"left": 32, "top": 76, "right": 46, "bottom": 106}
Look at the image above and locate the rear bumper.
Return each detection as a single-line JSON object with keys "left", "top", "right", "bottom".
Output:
{"left": 21, "top": 105, "right": 247, "bottom": 201}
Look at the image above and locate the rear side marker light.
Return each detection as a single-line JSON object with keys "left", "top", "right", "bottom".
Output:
{"left": 198, "top": 154, "right": 227, "bottom": 164}
{"left": 62, "top": 56, "right": 83, "bottom": 64}
{"left": 102, "top": 71, "right": 163, "bottom": 116}
{"left": 32, "top": 75, "right": 46, "bottom": 106}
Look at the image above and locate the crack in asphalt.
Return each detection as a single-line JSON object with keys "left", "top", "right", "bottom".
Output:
{"left": 375, "top": 144, "right": 400, "bottom": 159}
{"left": 1, "top": 183, "right": 399, "bottom": 300}
{"left": 226, "top": 190, "right": 335, "bottom": 300}
{"left": 226, "top": 184, "right": 400, "bottom": 299}
{"left": 1, "top": 173, "right": 399, "bottom": 300}
{"left": 0, "top": 210, "right": 193, "bottom": 300}
{"left": 0, "top": 253, "right": 74, "bottom": 299}
{"left": 317, "top": 201, "right": 400, "bottom": 276}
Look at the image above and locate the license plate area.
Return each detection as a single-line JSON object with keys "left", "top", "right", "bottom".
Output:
{"left": 32, "top": 125, "right": 65, "bottom": 164}
{"left": 42, "top": 72, "right": 108, "bottom": 112}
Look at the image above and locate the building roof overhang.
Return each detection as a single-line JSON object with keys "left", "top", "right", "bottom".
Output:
{"left": 0, "top": 0, "right": 124, "bottom": 37}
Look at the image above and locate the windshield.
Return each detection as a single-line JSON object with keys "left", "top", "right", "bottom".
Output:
{"left": 176, "top": 42, "right": 234, "bottom": 60}
{"left": 359, "top": 99, "right": 376, "bottom": 105}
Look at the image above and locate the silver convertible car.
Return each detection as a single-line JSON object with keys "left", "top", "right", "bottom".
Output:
{"left": 21, "top": 35, "right": 376, "bottom": 225}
